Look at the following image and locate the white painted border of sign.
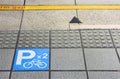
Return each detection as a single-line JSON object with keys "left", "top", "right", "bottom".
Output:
{"left": 70, "top": 25, "right": 120, "bottom": 29}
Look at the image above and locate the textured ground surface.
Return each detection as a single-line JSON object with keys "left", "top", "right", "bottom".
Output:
{"left": 0, "top": 30, "right": 120, "bottom": 79}
{"left": 0, "top": 0, "right": 120, "bottom": 79}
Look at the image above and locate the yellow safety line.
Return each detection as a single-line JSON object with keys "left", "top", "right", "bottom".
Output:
{"left": 0, "top": 5, "right": 120, "bottom": 10}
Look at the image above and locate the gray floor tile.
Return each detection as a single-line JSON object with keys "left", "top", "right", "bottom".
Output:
{"left": 26, "top": 0, "right": 74, "bottom": 5}
{"left": 0, "top": 72, "right": 10, "bottom": 79}
{"left": 51, "top": 48, "right": 85, "bottom": 70}
{"left": 0, "top": 0, "right": 24, "bottom": 5}
{"left": 11, "top": 71, "right": 49, "bottom": 79}
{"left": 89, "top": 71, "right": 120, "bottom": 79}
{"left": 51, "top": 30, "right": 81, "bottom": 48}
{"left": 0, "top": 49, "right": 14, "bottom": 70}
{"left": 0, "top": 31, "right": 18, "bottom": 48}
{"left": 81, "top": 30, "right": 113, "bottom": 48}
{"left": 18, "top": 30, "right": 49, "bottom": 48}
{"left": 116, "top": 48, "right": 120, "bottom": 59}
{"left": 76, "top": 0, "right": 120, "bottom": 4}
{"left": 21, "top": 11, "right": 76, "bottom": 30}
{"left": 51, "top": 71, "right": 87, "bottom": 79}
{"left": 111, "top": 30, "right": 120, "bottom": 48}
{"left": 84, "top": 48, "right": 120, "bottom": 70}
{"left": 78, "top": 10, "right": 120, "bottom": 25}
{"left": 0, "top": 11, "right": 22, "bottom": 30}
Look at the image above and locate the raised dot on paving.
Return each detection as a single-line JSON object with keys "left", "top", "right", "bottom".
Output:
{"left": 51, "top": 30, "right": 81, "bottom": 48}
{"left": 0, "top": 31, "right": 18, "bottom": 48}
{"left": 18, "top": 30, "right": 49, "bottom": 48}
{"left": 81, "top": 30, "right": 113, "bottom": 48}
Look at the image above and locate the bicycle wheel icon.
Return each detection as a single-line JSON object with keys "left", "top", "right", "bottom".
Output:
{"left": 23, "top": 62, "right": 33, "bottom": 69}
{"left": 37, "top": 62, "right": 47, "bottom": 68}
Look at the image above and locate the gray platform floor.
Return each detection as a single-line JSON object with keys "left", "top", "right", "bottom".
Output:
{"left": 0, "top": 30, "right": 120, "bottom": 79}
{"left": 0, "top": 0, "right": 120, "bottom": 30}
{"left": 0, "top": 0, "right": 120, "bottom": 79}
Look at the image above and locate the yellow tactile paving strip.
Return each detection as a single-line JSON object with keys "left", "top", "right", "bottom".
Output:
{"left": 0, "top": 5, "right": 120, "bottom": 10}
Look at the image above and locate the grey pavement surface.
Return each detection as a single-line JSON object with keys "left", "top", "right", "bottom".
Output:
{"left": 81, "top": 30, "right": 113, "bottom": 48}
{"left": 0, "top": 11, "right": 22, "bottom": 30}
{"left": 1, "top": 0, "right": 120, "bottom": 5}
{"left": 51, "top": 48, "right": 85, "bottom": 70}
{"left": 76, "top": 0, "right": 120, "bottom": 4}
{"left": 51, "top": 30, "right": 81, "bottom": 48}
{"left": 11, "top": 71, "right": 49, "bottom": 79}
{"left": 0, "top": 30, "right": 120, "bottom": 79}
{"left": 0, "top": 31, "right": 18, "bottom": 48}
{"left": 0, "top": 72, "right": 10, "bottom": 79}
{"left": 51, "top": 71, "right": 87, "bottom": 79}
{"left": 111, "top": 30, "right": 120, "bottom": 47}
{"left": 88, "top": 72, "right": 120, "bottom": 79}
{"left": 84, "top": 48, "right": 120, "bottom": 70}
{"left": 1, "top": 0, "right": 120, "bottom": 79}
{"left": 21, "top": 10, "right": 75, "bottom": 30}
{"left": 1, "top": 10, "right": 120, "bottom": 30}
{"left": 0, "top": 49, "right": 14, "bottom": 70}
{"left": 26, "top": 0, "right": 74, "bottom": 5}
{"left": 18, "top": 30, "right": 49, "bottom": 47}
{"left": 0, "top": 0, "right": 24, "bottom": 5}
{"left": 78, "top": 10, "right": 120, "bottom": 25}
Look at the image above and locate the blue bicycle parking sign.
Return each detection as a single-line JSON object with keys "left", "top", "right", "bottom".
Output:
{"left": 13, "top": 48, "right": 49, "bottom": 70}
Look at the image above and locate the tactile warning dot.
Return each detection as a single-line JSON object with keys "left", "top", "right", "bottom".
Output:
{"left": 111, "top": 30, "right": 120, "bottom": 48}
{"left": 0, "top": 31, "right": 18, "bottom": 48}
{"left": 51, "top": 30, "right": 81, "bottom": 48}
{"left": 81, "top": 30, "right": 113, "bottom": 48}
{"left": 18, "top": 30, "right": 49, "bottom": 48}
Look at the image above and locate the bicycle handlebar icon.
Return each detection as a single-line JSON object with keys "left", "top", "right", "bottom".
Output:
{"left": 23, "top": 59, "right": 47, "bottom": 69}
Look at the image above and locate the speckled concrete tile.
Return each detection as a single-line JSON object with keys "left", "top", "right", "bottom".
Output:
{"left": 76, "top": 0, "right": 120, "bottom": 4}
{"left": 0, "top": 49, "right": 14, "bottom": 70}
{"left": 0, "top": 0, "right": 24, "bottom": 5}
{"left": 51, "top": 71, "right": 87, "bottom": 79}
{"left": 21, "top": 11, "right": 76, "bottom": 30}
{"left": 0, "top": 72, "right": 10, "bottom": 79}
{"left": 116, "top": 48, "right": 120, "bottom": 59}
{"left": 0, "top": 11, "right": 22, "bottom": 30}
{"left": 51, "top": 48, "right": 85, "bottom": 70}
{"left": 89, "top": 71, "right": 120, "bottom": 79}
{"left": 11, "top": 71, "right": 49, "bottom": 79}
{"left": 26, "top": 0, "right": 74, "bottom": 5}
{"left": 78, "top": 10, "right": 120, "bottom": 25}
{"left": 84, "top": 48, "right": 120, "bottom": 70}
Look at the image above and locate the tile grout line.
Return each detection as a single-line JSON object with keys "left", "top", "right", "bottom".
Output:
{"left": 79, "top": 30, "right": 89, "bottom": 79}
{"left": 49, "top": 31, "right": 51, "bottom": 79}
{"left": 9, "top": 1, "right": 26, "bottom": 79}
{"left": 1, "top": 70, "right": 120, "bottom": 72}
{"left": 69, "top": 0, "right": 79, "bottom": 30}
{"left": 109, "top": 30, "right": 120, "bottom": 63}
{"left": 9, "top": 11, "right": 24, "bottom": 79}
{"left": 74, "top": 0, "right": 77, "bottom": 5}
{"left": 74, "top": 0, "right": 79, "bottom": 19}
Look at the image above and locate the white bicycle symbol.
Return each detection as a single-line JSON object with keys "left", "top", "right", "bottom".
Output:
{"left": 23, "top": 53, "right": 48, "bottom": 69}
{"left": 23, "top": 59, "right": 47, "bottom": 69}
